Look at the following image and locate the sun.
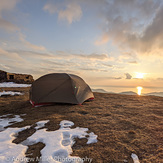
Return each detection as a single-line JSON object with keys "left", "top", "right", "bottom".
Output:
{"left": 135, "top": 72, "right": 145, "bottom": 79}
{"left": 137, "top": 86, "right": 143, "bottom": 95}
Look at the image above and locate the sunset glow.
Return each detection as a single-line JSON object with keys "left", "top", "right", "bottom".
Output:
{"left": 137, "top": 86, "right": 143, "bottom": 95}
{"left": 135, "top": 73, "right": 145, "bottom": 79}
{"left": 0, "top": 0, "right": 163, "bottom": 89}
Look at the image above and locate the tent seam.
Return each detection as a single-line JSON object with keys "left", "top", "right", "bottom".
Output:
{"left": 67, "top": 74, "right": 79, "bottom": 104}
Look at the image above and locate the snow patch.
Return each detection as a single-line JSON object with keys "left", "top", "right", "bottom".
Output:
{"left": 131, "top": 153, "right": 140, "bottom": 163}
{"left": 0, "top": 119, "right": 97, "bottom": 163}
{"left": 0, "top": 114, "right": 12, "bottom": 118}
{"left": 23, "top": 120, "right": 97, "bottom": 162}
{"left": 87, "top": 132, "right": 98, "bottom": 144}
{"left": 0, "top": 82, "right": 31, "bottom": 88}
{"left": 0, "top": 126, "right": 30, "bottom": 163}
{"left": 35, "top": 120, "right": 49, "bottom": 130}
{"left": 0, "top": 115, "right": 24, "bottom": 131}
{"left": 60, "top": 120, "right": 74, "bottom": 129}
{"left": 0, "top": 91, "right": 23, "bottom": 97}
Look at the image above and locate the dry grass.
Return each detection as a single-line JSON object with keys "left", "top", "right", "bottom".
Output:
{"left": 0, "top": 87, "right": 163, "bottom": 162}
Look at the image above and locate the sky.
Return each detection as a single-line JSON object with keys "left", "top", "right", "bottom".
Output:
{"left": 0, "top": 0, "right": 163, "bottom": 88}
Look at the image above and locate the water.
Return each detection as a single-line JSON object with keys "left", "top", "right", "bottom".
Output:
{"left": 91, "top": 85, "right": 163, "bottom": 96}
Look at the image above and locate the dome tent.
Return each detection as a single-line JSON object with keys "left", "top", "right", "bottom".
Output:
{"left": 30, "top": 73, "right": 94, "bottom": 107}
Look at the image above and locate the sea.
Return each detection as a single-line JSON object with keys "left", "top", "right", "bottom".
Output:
{"left": 91, "top": 85, "right": 163, "bottom": 97}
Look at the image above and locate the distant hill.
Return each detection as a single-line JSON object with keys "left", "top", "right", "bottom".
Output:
{"left": 120, "top": 91, "right": 137, "bottom": 95}
{"left": 92, "top": 89, "right": 108, "bottom": 93}
{"left": 144, "top": 92, "right": 163, "bottom": 97}
{"left": 92, "top": 88, "right": 163, "bottom": 97}
{"left": 92, "top": 88, "right": 115, "bottom": 94}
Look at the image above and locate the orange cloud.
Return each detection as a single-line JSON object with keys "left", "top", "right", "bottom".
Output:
{"left": 95, "top": 34, "right": 109, "bottom": 45}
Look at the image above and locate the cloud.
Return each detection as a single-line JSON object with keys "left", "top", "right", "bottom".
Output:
{"left": 94, "top": 76, "right": 122, "bottom": 80}
{"left": 1, "top": 49, "right": 115, "bottom": 78}
{"left": 128, "top": 61, "right": 138, "bottom": 64}
{"left": 0, "top": 0, "right": 20, "bottom": 14}
{"left": 0, "top": 0, "right": 20, "bottom": 32}
{"left": 0, "top": 49, "right": 78, "bottom": 78}
{"left": 108, "top": 77, "right": 122, "bottom": 80}
{"left": 10, "top": 50, "right": 111, "bottom": 61}
{"left": 43, "top": 2, "right": 58, "bottom": 14}
{"left": 95, "top": 34, "right": 109, "bottom": 45}
{"left": 19, "top": 33, "right": 46, "bottom": 51}
{"left": 10, "top": 50, "right": 53, "bottom": 59}
{"left": 0, "top": 0, "right": 46, "bottom": 52}
{"left": 78, "top": 53, "right": 109, "bottom": 60}
{"left": 125, "top": 73, "right": 132, "bottom": 79}
{"left": 126, "top": 5, "right": 163, "bottom": 54}
{"left": 28, "top": 66, "right": 78, "bottom": 78}
{"left": 0, "top": 48, "right": 32, "bottom": 73}
{"left": 0, "top": 64, "right": 10, "bottom": 70}
{"left": 0, "top": 48, "right": 25, "bottom": 61}
{"left": 94, "top": 0, "right": 162, "bottom": 55}
{"left": 43, "top": 1, "right": 82, "bottom": 24}
{"left": 0, "top": 17, "right": 19, "bottom": 32}
{"left": 117, "top": 51, "right": 139, "bottom": 64}
{"left": 55, "top": 51, "right": 111, "bottom": 61}
{"left": 79, "top": 67, "right": 108, "bottom": 72}
{"left": 101, "top": 63, "right": 113, "bottom": 67}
